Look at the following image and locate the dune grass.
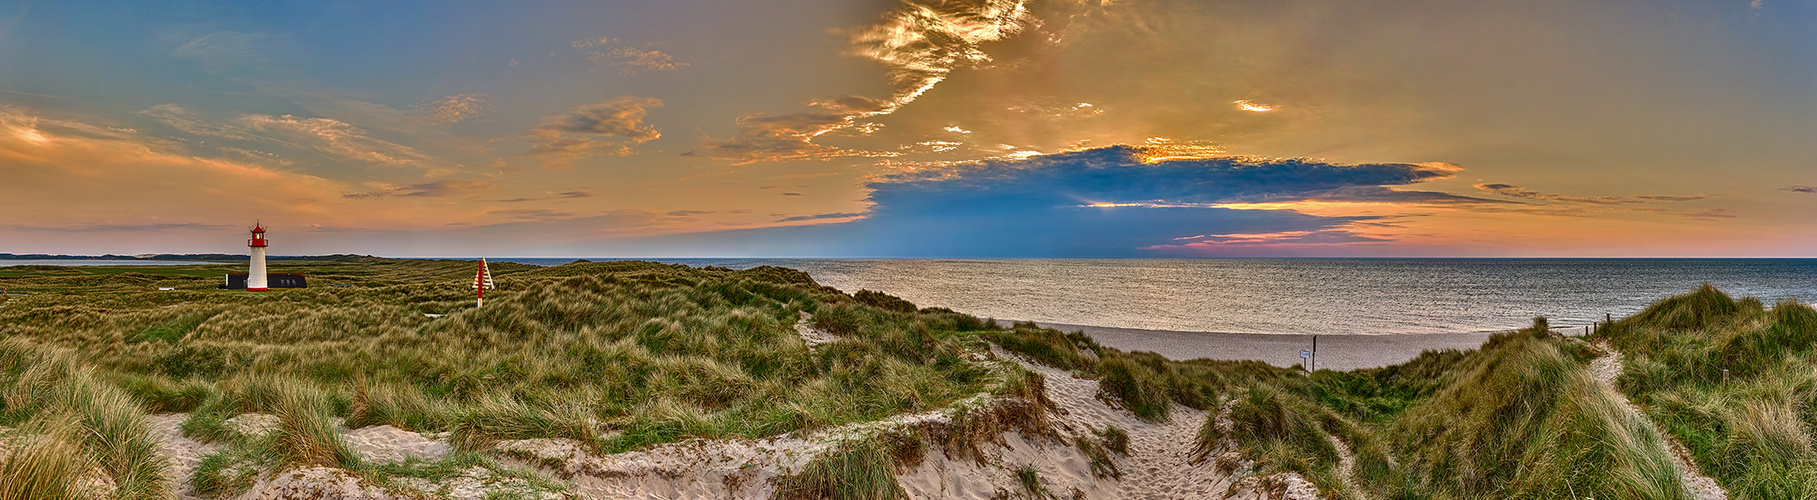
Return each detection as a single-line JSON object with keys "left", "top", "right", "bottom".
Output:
{"left": 986, "top": 321, "right": 1296, "bottom": 423}
{"left": 1596, "top": 284, "right": 1817, "bottom": 499}
{"left": 0, "top": 259, "right": 1046, "bottom": 496}
{"left": 1147, "top": 318, "right": 1693, "bottom": 500}
{"left": 1076, "top": 428, "right": 1123, "bottom": 480}
{"left": 2, "top": 261, "right": 1006, "bottom": 450}
{"left": 1014, "top": 463, "right": 1053, "bottom": 499}
{"left": 0, "top": 338, "right": 170, "bottom": 500}
{"left": 0, "top": 419, "right": 98, "bottom": 500}
{"left": 1383, "top": 324, "right": 1685, "bottom": 499}
{"left": 191, "top": 445, "right": 264, "bottom": 498}
{"left": 771, "top": 436, "right": 909, "bottom": 500}
{"left": 2, "top": 258, "right": 1807, "bottom": 499}
{"left": 1180, "top": 324, "right": 1690, "bottom": 500}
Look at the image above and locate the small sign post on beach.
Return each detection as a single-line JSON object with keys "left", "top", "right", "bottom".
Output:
{"left": 1300, "top": 349, "right": 1311, "bottom": 371}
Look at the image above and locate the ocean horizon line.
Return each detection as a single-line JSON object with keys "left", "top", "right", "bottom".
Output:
{"left": 11, "top": 254, "right": 1817, "bottom": 262}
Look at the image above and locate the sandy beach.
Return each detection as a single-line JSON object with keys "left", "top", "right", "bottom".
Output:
{"left": 1005, "top": 321, "right": 1496, "bottom": 372}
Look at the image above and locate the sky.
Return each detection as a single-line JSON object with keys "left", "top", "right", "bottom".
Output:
{"left": 2, "top": 0, "right": 1814, "bottom": 258}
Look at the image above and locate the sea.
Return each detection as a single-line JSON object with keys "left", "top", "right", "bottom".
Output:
{"left": 481, "top": 258, "right": 1817, "bottom": 336}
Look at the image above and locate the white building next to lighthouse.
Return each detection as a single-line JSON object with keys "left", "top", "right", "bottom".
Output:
{"left": 247, "top": 223, "right": 270, "bottom": 291}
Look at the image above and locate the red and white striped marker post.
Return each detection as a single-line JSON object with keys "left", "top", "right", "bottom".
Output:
{"left": 473, "top": 257, "right": 495, "bottom": 307}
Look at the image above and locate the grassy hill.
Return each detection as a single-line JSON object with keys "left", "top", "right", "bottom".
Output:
{"left": 1595, "top": 285, "right": 1817, "bottom": 499}
{"left": 0, "top": 258, "right": 1805, "bottom": 499}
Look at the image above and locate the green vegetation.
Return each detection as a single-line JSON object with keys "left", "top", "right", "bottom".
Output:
{"left": 0, "top": 338, "right": 169, "bottom": 500}
{"left": 1178, "top": 321, "right": 1693, "bottom": 500}
{"left": 1, "top": 257, "right": 1809, "bottom": 500}
{"left": 771, "top": 437, "right": 909, "bottom": 500}
{"left": 1076, "top": 428, "right": 1122, "bottom": 480}
{"left": 1097, "top": 424, "right": 1129, "bottom": 455}
{"left": 853, "top": 289, "right": 919, "bottom": 314}
{"left": 1596, "top": 284, "right": 1817, "bottom": 499}
{"left": 1014, "top": 463, "right": 1052, "bottom": 499}
{"left": 0, "top": 259, "right": 1046, "bottom": 496}
{"left": 989, "top": 310, "right": 1700, "bottom": 498}
{"left": 1, "top": 260, "right": 1005, "bottom": 451}
{"left": 1384, "top": 324, "right": 1683, "bottom": 499}
{"left": 191, "top": 446, "right": 260, "bottom": 498}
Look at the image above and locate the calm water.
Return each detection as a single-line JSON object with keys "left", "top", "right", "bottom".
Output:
{"left": 0, "top": 259, "right": 221, "bottom": 267}
{"left": 492, "top": 259, "right": 1817, "bottom": 335}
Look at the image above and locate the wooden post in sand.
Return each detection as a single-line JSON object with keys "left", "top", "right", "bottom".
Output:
{"left": 1311, "top": 335, "right": 1318, "bottom": 372}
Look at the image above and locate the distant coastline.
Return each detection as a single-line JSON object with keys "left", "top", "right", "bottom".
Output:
{"left": 0, "top": 253, "right": 376, "bottom": 262}
{"left": 13, "top": 256, "right": 1814, "bottom": 337}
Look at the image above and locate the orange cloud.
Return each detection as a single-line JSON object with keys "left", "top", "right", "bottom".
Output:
{"left": 412, "top": 93, "right": 492, "bottom": 125}
{"left": 139, "top": 104, "right": 428, "bottom": 167}
{"left": 0, "top": 109, "right": 533, "bottom": 237}
{"left": 528, "top": 97, "right": 663, "bottom": 166}
{"left": 573, "top": 38, "right": 689, "bottom": 75}
{"left": 702, "top": 0, "right": 1032, "bottom": 163}
{"left": 0, "top": 108, "right": 345, "bottom": 231}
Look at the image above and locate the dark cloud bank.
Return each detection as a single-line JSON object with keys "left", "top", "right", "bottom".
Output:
{"left": 613, "top": 146, "right": 1484, "bottom": 257}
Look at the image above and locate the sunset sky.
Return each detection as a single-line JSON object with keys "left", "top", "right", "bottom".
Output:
{"left": 3, "top": 0, "right": 1814, "bottom": 257}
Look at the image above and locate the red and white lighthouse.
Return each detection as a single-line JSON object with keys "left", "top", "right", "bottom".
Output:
{"left": 247, "top": 223, "right": 269, "bottom": 291}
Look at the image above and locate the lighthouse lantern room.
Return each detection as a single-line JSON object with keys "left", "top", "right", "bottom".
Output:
{"left": 247, "top": 223, "right": 269, "bottom": 291}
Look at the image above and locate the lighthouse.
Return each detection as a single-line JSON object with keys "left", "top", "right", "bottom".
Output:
{"left": 247, "top": 223, "right": 269, "bottom": 291}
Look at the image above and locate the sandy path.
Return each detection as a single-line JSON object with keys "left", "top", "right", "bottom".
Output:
{"left": 1588, "top": 343, "right": 1727, "bottom": 500}
{"left": 1020, "top": 358, "right": 1231, "bottom": 499}
{"left": 794, "top": 311, "right": 836, "bottom": 347}
{"left": 147, "top": 413, "right": 220, "bottom": 500}
{"left": 1004, "top": 321, "right": 1493, "bottom": 371}
{"left": 147, "top": 413, "right": 509, "bottom": 499}
{"left": 1327, "top": 434, "right": 1362, "bottom": 499}
{"left": 994, "top": 349, "right": 1316, "bottom": 500}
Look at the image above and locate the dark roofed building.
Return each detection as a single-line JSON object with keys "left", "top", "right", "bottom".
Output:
{"left": 220, "top": 273, "right": 306, "bottom": 289}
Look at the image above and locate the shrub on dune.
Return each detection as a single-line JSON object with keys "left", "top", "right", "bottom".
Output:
{"left": 771, "top": 436, "right": 906, "bottom": 500}
{"left": 1096, "top": 355, "right": 1173, "bottom": 422}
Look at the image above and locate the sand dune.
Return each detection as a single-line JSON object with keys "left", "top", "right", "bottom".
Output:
{"left": 134, "top": 336, "right": 1328, "bottom": 499}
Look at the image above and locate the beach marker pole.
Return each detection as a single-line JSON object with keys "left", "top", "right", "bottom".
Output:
{"left": 473, "top": 258, "right": 495, "bottom": 308}
{"left": 1311, "top": 335, "right": 1318, "bottom": 372}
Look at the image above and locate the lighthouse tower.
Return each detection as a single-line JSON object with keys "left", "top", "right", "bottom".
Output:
{"left": 247, "top": 224, "right": 269, "bottom": 291}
